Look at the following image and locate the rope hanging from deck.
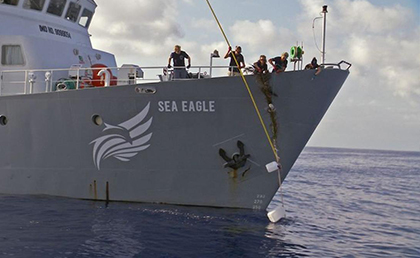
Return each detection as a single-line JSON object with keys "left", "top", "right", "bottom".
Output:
{"left": 205, "top": 0, "right": 279, "bottom": 162}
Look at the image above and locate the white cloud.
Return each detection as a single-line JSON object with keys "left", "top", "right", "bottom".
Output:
{"left": 302, "top": 0, "right": 420, "bottom": 151}
{"left": 298, "top": 0, "right": 420, "bottom": 104}
{"left": 90, "top": 0, "right": 186, "bottom": 65}
{"left": 229, "top": 20, "right": 295, "bottom": 57}
{"left": 190, "top": 18, "right": 216, "bottom": 29}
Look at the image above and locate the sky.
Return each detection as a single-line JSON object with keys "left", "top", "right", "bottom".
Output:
{"left": 89, "top": 0, "right": 420, "bottom": 152}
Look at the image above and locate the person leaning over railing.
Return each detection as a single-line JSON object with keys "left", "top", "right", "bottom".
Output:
{"left": 269, "top": 52, "right": 288, "bottom": 73}
{"left": 253, "top": 55, "right": 269, "bottom": 74}
{"left": 168, "top": 45, "right": 191, "bottom": 79}
{"left": 305, "top": 57, "right": 322, "bottom": 77}
{"left": 224, "top": 46, "right": 245, "bottom": 76}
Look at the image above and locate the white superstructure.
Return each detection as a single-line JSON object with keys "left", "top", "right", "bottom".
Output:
{"left": 0, "top": 0, "right": 117, "bottom": 94}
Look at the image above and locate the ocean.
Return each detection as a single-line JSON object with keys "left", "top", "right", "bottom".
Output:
{"left": 0, "top": 147, "right": 419, "bottom": 258}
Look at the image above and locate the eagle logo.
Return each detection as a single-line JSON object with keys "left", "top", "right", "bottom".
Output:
{"left": 90, "top": 102, "right": 153, "bottom": 170}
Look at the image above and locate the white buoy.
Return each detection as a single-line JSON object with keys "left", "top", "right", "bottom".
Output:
{"left": 265, "top": 161, "right": 279, "bottom": 173}
{"left": 266, "top": 160, "right": 286, "bottom": 223}
{"left": 267, "top": 205, "right": 286, "bottom": 223}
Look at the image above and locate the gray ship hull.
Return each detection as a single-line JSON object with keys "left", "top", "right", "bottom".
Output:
{"left": 0, "top": 69, "right": 348, "bottom": 210}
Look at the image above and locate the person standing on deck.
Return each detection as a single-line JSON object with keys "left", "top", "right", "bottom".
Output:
{"left": 269, "top": 52, "right": 288, "bottom": 73}
{"left": 168, "top": 45, "right": 191, "bottom": 79}
{"left": 224, "top": 46, "right": 245, "bottom": 76}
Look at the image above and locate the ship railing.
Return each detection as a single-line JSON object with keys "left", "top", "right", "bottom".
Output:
{"left": 0, "top": 61, "right": 351, "bottom": 96}
{"left": 0, "top": 65, "right": 241, "bottom": 96}
{"left": 320, "top": 60, "right": 352, "bottom": 70}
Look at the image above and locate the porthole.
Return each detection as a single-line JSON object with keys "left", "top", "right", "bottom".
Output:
{"left": 0, "top": 115, "right": 8, "bottom": 126}
{"left": 135, "top": 86, "right": 156, "bottom": 94}
{"left": 91, "top": 114, "right": 103, "bottom": 126}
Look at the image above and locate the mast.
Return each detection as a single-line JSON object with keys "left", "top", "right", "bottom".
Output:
{"left": 321, "top": 5, "right": 328, "bottom": 64}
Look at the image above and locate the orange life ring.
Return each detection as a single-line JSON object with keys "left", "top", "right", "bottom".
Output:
{"left": 91, "top": 64, "right": 118, "bottom": 87}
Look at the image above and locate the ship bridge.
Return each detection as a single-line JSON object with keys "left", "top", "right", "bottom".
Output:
{"left": 0, "top": 0, "right": 117, "bottom": 94}
{"left": 0, "top": 0, "right": 116, "bottom": 70}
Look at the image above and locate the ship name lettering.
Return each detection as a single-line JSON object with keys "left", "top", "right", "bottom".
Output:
{"left": 38, "top": 24, "right": 72, "bottom": 39}
{"left": 158, "top": 101, "right": 215, "bottom": 113}
{"left": 39, "top": 25, "right": 48, "bottom": 32}
{"left": 54, "top": 28, "right": 72, "bottom": 38}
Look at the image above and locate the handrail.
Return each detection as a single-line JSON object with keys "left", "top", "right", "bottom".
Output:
{"left": 338, "top": 60, "right": 352, "bottom": 70}
{"left": 0, "top": 61, "right": 351, "bottom": 96}
{"left": 320, "top": 60, "right": 352, "bottom": 71}
{"left": 0, "top": 65, "right": 232, "bottom": 73}
{"left": 0, "top": 65, "right": 235, "bottom": 96}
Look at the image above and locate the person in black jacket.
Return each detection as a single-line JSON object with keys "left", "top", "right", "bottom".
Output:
{"left": 168, "top": 45, "right": 191, "bottom": 79}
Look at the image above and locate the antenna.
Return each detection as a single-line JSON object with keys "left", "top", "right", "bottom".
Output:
{"left": 321, "top": 5, "right": 328, "bottom": 64}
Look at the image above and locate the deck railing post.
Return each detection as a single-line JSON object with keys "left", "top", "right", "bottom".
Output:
{"left": 0, "top": 72, "right": 2, "bottom": 96}
{"left": 45, "top": 71, "right": 51, "bottom": 92}
{"left": 28, "top": 72, "right": 36, "bottom": 94}
{"left": 24, "top": 70, "right": 28, "bottom": 94}
{"left": 76, "top": 68, "right": 80, "bottom": 89}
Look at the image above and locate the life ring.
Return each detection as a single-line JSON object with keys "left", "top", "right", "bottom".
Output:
{"left": 92, "top": 64, "right": 108, "bottom": 87}
{"left": 290, "top": 46, "right": 297, "bottom": 59}
{"left": 290, "top": 46, "right": 303, "bottom": 60}
{"left": 111, "top": 75, "right": 118, "bottom": 86}
{"left": 91, "top": 64, "right": 118, "bottom": 87}
{"left": 297, "top": 46, "right": 303, "bottom": 59}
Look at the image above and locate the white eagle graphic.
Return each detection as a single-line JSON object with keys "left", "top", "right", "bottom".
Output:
{"left": 90, "top": 102, "right": 153, "bottom": 170}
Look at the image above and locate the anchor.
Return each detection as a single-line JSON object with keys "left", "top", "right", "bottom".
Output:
{"left": 219, "top": 141, "right": 251, "bottom": 178}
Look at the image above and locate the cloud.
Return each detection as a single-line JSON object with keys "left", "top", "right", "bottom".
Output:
{"left": 90, "top": 0, "right": 186, "bottom": 64}
{"left": 298, "top": 0, "right": 420, "bottom": 104}
{"left": 191, "top": 18, "right": 216, "bottom": 30}
{"left": 93, "top": 1, "right": 184, "bottom": 39}
{"left": 301, "top": 0, "right": 420, "bottom": 151}
{"left": 229, "top": 20, "right": 295, "bottom": 57}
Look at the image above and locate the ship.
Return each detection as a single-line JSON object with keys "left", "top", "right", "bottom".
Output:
{"left": 0, "top": 0, "right": 350, "bottom": 211}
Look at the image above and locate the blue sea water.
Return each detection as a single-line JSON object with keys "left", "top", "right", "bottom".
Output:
{"left": 0, "top": 147, "right": 419, "bottom": 258}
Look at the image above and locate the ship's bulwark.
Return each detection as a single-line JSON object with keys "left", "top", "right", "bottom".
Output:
{"left": 0, "top": 69, "right": 349, "bottom": 209}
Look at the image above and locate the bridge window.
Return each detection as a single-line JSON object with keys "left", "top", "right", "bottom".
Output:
{"left": 23, "top": 0, "right": 46, "bottom": 11}
{"left": 1, "top": 45, "right": 25, "bottom": 66}
{"left": 65, "top": 2, "right": 81, "bottom": 22}
{"left": 79, "top": 8, "right": 93, "bottom": 28}
{"left": 47, "top": 0, "right": 67, "bottom": 17}
{"left": 1, "top": 0, "right": 19, "bottom": 6}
